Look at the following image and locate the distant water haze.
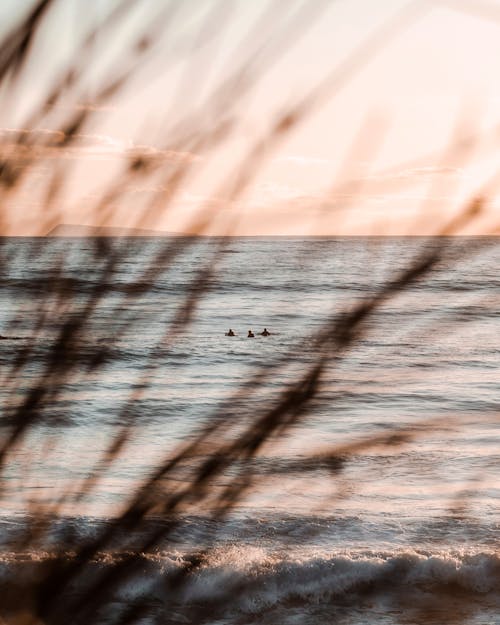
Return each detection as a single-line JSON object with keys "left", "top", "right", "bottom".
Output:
{"left": 44, "top": 224, "right": 185, "bottom": 237}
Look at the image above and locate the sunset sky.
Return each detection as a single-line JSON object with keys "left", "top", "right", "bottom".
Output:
{"left": 3, "top": 0, "right": 500, "bottom": 235}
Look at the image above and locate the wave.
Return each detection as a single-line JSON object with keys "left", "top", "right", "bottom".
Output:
{"left": 177, "top": 548, "right": 500, "bottom": 607}
{"left": 2, "top": 546, "right": 499, "bottom": 623}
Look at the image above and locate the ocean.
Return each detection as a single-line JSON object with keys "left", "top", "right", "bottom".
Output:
{"left": 0, "top": 236, "right": 499, "bottom": 624}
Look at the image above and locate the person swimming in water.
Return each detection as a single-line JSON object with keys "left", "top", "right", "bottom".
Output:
{"left": 247, "top": 330, "right": 254, "bottom": 338}
{"left": 225, "top": 329, "right": 235, "bottom": 336}
{"left": 260, "top": 328, "right": 270, "bottom": 336}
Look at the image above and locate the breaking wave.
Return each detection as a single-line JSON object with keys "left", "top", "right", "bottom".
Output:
{"left": 180, "top": 548, "right": 500, "bottom": 606}
{"left": 3, "top": 546, "right": 500, "bottom": 623}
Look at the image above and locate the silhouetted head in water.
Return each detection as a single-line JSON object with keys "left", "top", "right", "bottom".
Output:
{"left": 260, "top": 328, "right": 270, "bottom": 336}
{"left": 226, "top": 329, "right": 235, "bottom": 336}
{"left": 247, "top": 330, "right": 254, "bottom": 338}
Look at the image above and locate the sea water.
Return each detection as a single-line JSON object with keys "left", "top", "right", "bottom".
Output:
{"left": 0, "top": 236, "right": 499, "bottom": 624}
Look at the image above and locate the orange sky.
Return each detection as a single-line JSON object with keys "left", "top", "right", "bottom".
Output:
{"left": 3, "top": 0, "right": 500, "bottom": 235}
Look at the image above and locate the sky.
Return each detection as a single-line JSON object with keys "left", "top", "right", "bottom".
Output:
{"left": 3, "top": 0, "right": 500, "bottom": 235}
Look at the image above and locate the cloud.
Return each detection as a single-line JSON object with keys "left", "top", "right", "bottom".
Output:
{"left": 246, "top": 182, "right": 308, "bottom": 205}
{"left": 409, "top": 166, "right": 461, "bottom": 176}
{"left": 0, "top": 128, "right": 200, "bottom": 163}
{"left": 74, "top": 102, "right": 117, "bottom": 113}
{"left": 126, "top": 184, "right": 167, "bottom": 194}
{"left": 365, "top": 165, "right": 463, "bottom": 183}
{"left": 127, "top": 144, "right": 201, "bottom": 164}
{"left": 0, "top": 128, "right": 65, "bottom": 146}
{"left": 275, "top": 155, "right": 333, "bottom": 167}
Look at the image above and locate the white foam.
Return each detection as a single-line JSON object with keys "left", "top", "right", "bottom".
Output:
{"left": 1, "top": 547, "right": 499, "bottom": 616}
{"left": 178, "top": 548, "right": 500, "bottom": 612}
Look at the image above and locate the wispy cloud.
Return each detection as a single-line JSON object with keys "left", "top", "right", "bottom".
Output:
{"left": 275, "top": 155, "right": 334, "bottom": 167}
{"left": 0, "top": 128, "right": 66, "bottom": 146}
{"left": 0, "top": 128, "right": 200, "bottom": 162}
{"left": 364, "top": 165, "right": 463, "bottom": 183}
{"left": 74, "top": 102, "right": 117, "bottom": 113}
